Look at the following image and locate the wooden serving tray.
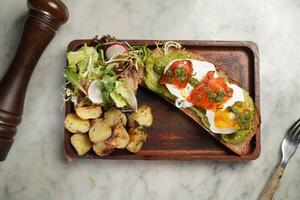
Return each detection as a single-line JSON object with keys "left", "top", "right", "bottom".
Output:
{"left": 64, "top": 39, "right": 260, "bottom": 161}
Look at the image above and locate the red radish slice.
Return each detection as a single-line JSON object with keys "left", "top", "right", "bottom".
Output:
{"left": 88, "top": 79, "right": 103, "bottom": 104}
{"left": 105, "top": 43, "right": 128, "bottom": 60}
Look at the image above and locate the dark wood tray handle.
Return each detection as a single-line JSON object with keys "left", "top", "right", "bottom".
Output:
{"left": 0, "top": 0, "right": 68, "bottom": 161}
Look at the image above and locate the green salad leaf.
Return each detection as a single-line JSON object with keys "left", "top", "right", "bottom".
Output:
{"left": 66, "top": 44, "right": 99, "bottom": 75}
{"left": 99, "top": 65, "right": 117, "bottom": 107}
{"left": 64, "top": 68, "right": 87, "bottom": 95}
{"left": 111, "top": 79, "right": 137, "bottom": 110}
{"left": 114, "top": 80, "right": 130, "bottom": 100}
{"left": 110, "top": 91, "right": 127, "bottom": 108}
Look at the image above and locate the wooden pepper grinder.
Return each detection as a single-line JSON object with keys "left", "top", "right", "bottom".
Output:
{"left": 0, "top": 0, "right": 69, "bottom": 161}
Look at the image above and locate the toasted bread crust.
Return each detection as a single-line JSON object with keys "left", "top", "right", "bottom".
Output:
{"left": 144, "top": 48, "right": 261, "bottom": 155}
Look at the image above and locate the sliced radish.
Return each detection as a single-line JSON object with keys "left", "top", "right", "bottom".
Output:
{"left": 88, "top": 79, "right": 103, "bottom": 104}
{"left": 105, "top": 43, "right": 128, "bottom": 60}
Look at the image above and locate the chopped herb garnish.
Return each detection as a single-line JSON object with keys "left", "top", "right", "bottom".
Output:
{"left": 228, "top": 105, "right": 252, "bottom": 130}
{"left": 189, "top": 77, "right": 199, "bottom": 87}
{"left": 235, "top": 101, "right": 243, "bottom": 107}
{"left": 206, "top": 88, "right": 226, "bottom": 102}
{"left": 174, "top": 68, "right": 187, "bottom": 82}
{"left": 153, "top": 62, "right": 165, "bottom": 76}
{"left": 196, "top": 96, "right": 202, "bottom": 102}
{"left": 205, "top": 88, "right": 212, "bottom": 94}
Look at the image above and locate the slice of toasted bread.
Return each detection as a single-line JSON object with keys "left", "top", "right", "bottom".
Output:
{"left": 143, "top": 47, "right": 261, "bottom": 155}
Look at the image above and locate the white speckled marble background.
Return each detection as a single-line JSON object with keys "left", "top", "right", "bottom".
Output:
{"left": 1, "top": 0, "right": 300, "bottom": 200}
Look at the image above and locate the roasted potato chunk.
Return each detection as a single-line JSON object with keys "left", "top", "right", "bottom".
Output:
{"left": 64, "top": 113, "right": 90, "bottom": 134}
{"left": 70, "top": 133, "right": 92, "bottom": 156}
{"left": 112, "top": 123, "right": 130, "bottom": 149}
{"left": 75, "top": 105, "right": 102, "bottom": 119}
{"left": 89, "top": 119, "right": 112, "bottom": 143}
{"left": 128, "top": 105, "right": 153, "bottom": 129}
{"left": 126, "top": 128, "right": 148, "bottom": 153}
{"left": 93, "top": 139, "right": 114, "bottom": 157}
{"left": 103, "top": 108, "right": 127, "bottom": 127}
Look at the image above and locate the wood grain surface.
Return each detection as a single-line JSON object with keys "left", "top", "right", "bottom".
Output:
{"left": 64, "top": 39, "right": 260, "bottom": 161}
{"left": 260, "top": 167, "right": 285, "bottom": 200}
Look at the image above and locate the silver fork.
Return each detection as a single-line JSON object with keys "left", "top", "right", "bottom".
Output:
{"left": 260, "top": 119, "right": 300, "bottom": 200}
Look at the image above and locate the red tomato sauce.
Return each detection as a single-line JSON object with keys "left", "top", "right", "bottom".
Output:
{"left": 187, "top": 71, "right": 233, "bottom": 110}
{"left": 160, "top": 60, "right": 193, "bottom": 89}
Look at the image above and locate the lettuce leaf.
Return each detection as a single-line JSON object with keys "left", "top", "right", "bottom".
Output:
{"left": 64, "top": 68, "right": 87, "bottom": 95}
{"left": 100, "top": 69, "right": 117, "bottom": 107}
{"left": 121, "top": 79, "right": 138, "bottom": 111}
{"left": 66, "top": 44, "right": 99, "bottom": 75}
{"left": 114, "top": 81, "right": 129, "bottom": 99}
{"left": 110, "top": 91, "right": 127, "bottom": 108}
{"left": 111, "top": 79, "right": 137, "bottom": 110}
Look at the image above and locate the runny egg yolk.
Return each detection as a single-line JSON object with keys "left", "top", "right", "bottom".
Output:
{"left": 214, "top": 109, "right": 240, "bottom": 129}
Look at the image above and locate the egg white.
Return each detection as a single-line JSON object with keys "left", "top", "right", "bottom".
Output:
{"left": 191, "top": 60, "right": 216, "bottom": 81}
{"left": 223, "top": 83, "right": 244, "bottom": 108}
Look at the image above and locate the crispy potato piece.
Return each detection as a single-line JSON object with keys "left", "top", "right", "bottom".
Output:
{"left": 64, "top": 113, "right": 90, "bottom": 134}
{"left": 126, "top": 128, "right": 148, "bottom": 153}
{"left": 103, "top": 108, "right": 127, "bottom": 127}
{"left": 89, "top": 119, "right": 112, "bottom": 143}
{"left": 75, "top": 105, "right": 102, "bottom": 119}
{"left": 128, "top": 105, "right": 153, "bottom": 129}
{"left": 93, "top": 139, "right": 114, "bottom": 157}
{"left": 112, "top": 123, "right": 130, "bottom": 149}
{"left": 70, "top": 133, "right": 92, "bottom": 156}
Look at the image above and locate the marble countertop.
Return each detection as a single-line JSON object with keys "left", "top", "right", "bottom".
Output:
{"left": 1, "top": 0, "right": 300, "bottom": 200}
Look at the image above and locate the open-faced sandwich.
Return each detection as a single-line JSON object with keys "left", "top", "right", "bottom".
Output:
{"left": 63, "top": 36, "right": 153, "bottom": 157}
{"left": 143, "top": 42, "right": 260, "bottom": 155}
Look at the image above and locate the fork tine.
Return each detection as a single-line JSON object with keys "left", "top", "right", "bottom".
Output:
{"left": 288, "top": 119, "right": 300, "bottom": 139}
{"left": 292, "top": 125, "right": 300, "bottom": 140}
{"left": 287, "top": 118, "right": 300, "bottom": 136}
{"left": 294, "top": 122, "right": 300, "bottom": 140}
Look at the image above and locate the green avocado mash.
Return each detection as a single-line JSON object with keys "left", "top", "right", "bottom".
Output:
{"left": 191, "top": 107, "right": 210, "bottom": 129}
